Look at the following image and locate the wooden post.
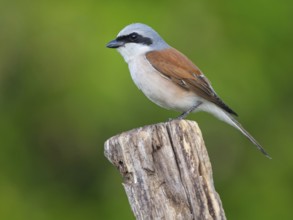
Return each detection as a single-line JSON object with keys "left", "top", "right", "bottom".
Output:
{"left": 104, "top": 120, "right": 226, "bottom": 220}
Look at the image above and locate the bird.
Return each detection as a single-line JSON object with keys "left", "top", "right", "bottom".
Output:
{"left": 106, "top": 23, "right": 271, "bottom": 159}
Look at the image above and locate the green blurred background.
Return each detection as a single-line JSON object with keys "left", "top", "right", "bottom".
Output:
{"left": 0, "top": 0, "right": 292, "bottom": 219}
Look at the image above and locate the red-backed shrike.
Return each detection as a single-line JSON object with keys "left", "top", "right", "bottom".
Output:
{"left": 106, "top": 23, "right": 270, "bottom": 158}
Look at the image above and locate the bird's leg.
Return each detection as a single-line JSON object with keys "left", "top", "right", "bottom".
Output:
{"left": 169, "top": 102, "right": 202, "bottom": 121}
{"left": 176, "top": 102, "right": 202, "bottom": 119}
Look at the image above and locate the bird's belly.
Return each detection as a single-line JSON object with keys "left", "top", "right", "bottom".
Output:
{"left": 128, "top": 56, "right": 201, "bottom": 112}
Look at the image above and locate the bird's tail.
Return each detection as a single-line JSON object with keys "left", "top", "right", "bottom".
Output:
{"left": 203, "top": 103, "right": 271, "bottom": 159}
{"left": 227, "top": 114, "right": 271, "bottom": 159}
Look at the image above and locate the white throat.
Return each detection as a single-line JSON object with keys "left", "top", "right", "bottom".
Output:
{"left": 117, "top": 43, "right": 152, "bottom": 63}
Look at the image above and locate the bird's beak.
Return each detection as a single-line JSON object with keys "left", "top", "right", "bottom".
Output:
{"left": 106, "top": 39, "right": 124, "bottom": 48}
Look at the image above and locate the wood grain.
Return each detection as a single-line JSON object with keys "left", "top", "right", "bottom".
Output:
{"left": 104, "top": 120, "right": 226, "bottom": 220}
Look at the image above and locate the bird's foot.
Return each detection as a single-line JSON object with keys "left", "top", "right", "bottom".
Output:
{"left": 167, "top": 102, "right": 202, "bottom": 122}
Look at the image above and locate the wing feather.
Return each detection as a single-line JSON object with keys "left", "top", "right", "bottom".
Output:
{"left": 146, "top": 48, "right": 237, "bottom": 116}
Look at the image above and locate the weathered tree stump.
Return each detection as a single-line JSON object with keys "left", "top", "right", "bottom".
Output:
{"left": 104, "top": 120, "right": 226, "bottom": 220}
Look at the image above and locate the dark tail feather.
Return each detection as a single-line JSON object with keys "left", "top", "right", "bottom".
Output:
{"left": 227, "top": 114, "right": 271, "bottom": 159}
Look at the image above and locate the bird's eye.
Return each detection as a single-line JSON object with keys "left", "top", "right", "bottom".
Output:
{"left": 130, "top": 33, "right": 138, "bottom": 41}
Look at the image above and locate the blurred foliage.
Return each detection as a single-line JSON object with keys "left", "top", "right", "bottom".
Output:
{"left": 0, "top": 0, "right": 292, "bottom": 219}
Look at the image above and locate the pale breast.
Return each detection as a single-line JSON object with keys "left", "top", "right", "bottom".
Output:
{"left": 127, "top": 54, "right": 202, "bottom": 112}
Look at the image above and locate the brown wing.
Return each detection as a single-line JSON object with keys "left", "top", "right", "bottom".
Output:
{"left": 146, "top": 48, "right": 237, "bottom": 116}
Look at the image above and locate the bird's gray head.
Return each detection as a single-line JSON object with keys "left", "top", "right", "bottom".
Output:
{"left": 106, "top": 23, "right": 170, "bottom": 62}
